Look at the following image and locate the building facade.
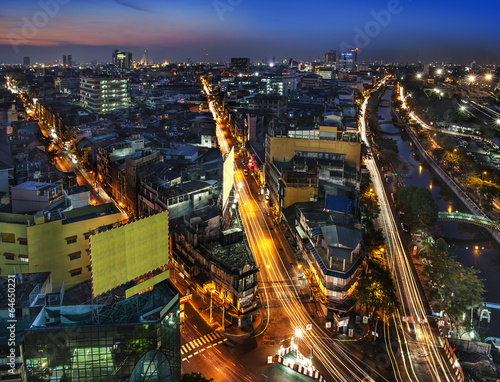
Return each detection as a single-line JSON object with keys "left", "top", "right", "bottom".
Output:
{"left": 24, "top": 280, "right": 181, "bottom": 382}
{"left": 80, "top": 77, "right": 130, "bottom": 114}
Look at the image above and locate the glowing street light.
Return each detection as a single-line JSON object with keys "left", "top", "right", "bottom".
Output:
{"left": 485, "top": 74, "right": 493, "bottom": 81}
{"left": 436, "top": 69, "right": 443, "bottom": 75}
{"left": 468, "top": 75, "right": 476, "bottom": 82}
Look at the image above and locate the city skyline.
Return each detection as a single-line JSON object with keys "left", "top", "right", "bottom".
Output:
{"left": 1, "top": 0, "right": 500, "bottom": 65}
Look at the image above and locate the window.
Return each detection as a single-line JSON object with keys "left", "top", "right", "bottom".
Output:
{"left": 83, "top": 232, "right": 91, "bottom": 240}
{"left": 68, "top": 251, "right": 81, "bottom": 260}
{"left": 1, "top": 233, "right": 15, "bottom": 243}
{"left": 18, "top": 238, "right": 27, "bottom": 245}
{"left": 4, "top": 253, "right": 15, "bottom": 260}
{"left": 19, "top": 255, "right": 29, "bottom": 262}
{"left": 66, "top": 235, "right": 77, "bottom": 244}
{"left": 70, "top": 268, "right": 82, "bottom": 277}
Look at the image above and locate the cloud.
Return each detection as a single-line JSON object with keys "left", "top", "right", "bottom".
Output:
{"left": 113, "top": 0, "right": 150, "bottom": 12}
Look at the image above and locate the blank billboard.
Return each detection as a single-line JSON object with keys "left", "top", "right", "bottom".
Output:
{"left": 222, "top": 146, "right": 235, "bottom": 209}
{"left": 90, "top": 211, "right": 169, "bottom": 297}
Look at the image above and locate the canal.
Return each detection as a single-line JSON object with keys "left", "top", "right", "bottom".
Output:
{"left": 377, "top": 88, "right": 500, "bottom": 338}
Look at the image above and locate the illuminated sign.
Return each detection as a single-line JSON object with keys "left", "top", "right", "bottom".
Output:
{"left": 179, "top": 294, "right": 192, "bottom": 304}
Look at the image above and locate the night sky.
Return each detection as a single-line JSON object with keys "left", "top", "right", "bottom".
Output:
{"left": 1, "top": 0, "right": 500, "bottom": 65}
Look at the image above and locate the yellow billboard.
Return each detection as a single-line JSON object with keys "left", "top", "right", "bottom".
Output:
{"left": 222, "top": 146, "right": 235, "bottom": 209}
{"left": 90, "top": 211, "right": 169, "bottom": 297}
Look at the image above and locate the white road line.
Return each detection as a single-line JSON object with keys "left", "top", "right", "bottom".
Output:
{"left": 188, "top": 355, "right": 193, "bottom": 359}
{"left": 201, "top": 336, "right": 207, "bottom": 344}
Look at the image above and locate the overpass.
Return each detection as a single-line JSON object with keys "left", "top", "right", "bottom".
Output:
{"left": 438, "top": 211, "right": 500, "bottom": 232}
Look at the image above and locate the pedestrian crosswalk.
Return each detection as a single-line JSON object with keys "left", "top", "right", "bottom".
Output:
{"left": 181, "top": 331, "right": 226, "bottom": 356}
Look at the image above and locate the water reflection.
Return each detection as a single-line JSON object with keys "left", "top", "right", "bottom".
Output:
{"left": 378, "top": 89, "right": 500, "bottom": 337}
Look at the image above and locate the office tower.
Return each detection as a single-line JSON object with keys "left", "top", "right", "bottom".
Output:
{"left": 23, "top": 56, "right": 30, "bottom": 67}
{"left": 324, "top": 50, "right": 337, "bottom": 65}
{"left": 336, "top": 49, "right": 358, "bottom": 72}
{"left": 67, "top": 54, "right": 73, "bottom": 67}
{"left": 230, "top": 57, "right": 250, "bottom": 73}
{"left": 80, "top": 76, "right": 130, "bottom": 114}
{"left": 112, "top": 49, "right": 133, "bottom": 70}
{"left": 63, "top": 55, "right": 66, "bottom": 67}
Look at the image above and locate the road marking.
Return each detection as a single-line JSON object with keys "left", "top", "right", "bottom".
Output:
{"left": 188, "top": 355, "right": 193, "bottom": 359}
{"left": 196, "top": 339, "right": 203, "bottom": 347}
{"left": 201, "top": 336, "right": 207, "bottom": 344}
{"left": 207, "top": 345, "right": 212, "bottom": 349}
{"left": 182, "top": 357, "right": 187, "bottom": 361}
{"left": 194, "top": 351, "right": 199, "bottom": 355}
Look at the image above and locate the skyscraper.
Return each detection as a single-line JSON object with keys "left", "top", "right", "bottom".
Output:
{"left": 63, "top": 55, "right": 66, "bottom": 67}
{"left": 230, "top": 58, "right": 250, "bottom": 73}
{"left": 336, "top": 49, "right": 358, "bottom": 72}
{"left": 23, "top": 56, "right": 30, "bottom": 67}
{"left": 324, "top": 50, "right": 337, "bottom": 65}
{"left": 67, "top": 54, "right": 73, "bottom": 67}
{"left": 112, "top": 50, "right": 133, "bottom": 70}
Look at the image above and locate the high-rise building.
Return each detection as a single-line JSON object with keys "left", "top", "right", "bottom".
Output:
{"left": 336, "top": 49, "right": 358, "bottom": 72}
{"left": 67, "top": 54, "right": 73, "bottom": 67}
{"left": 80, "top": 76, "right": 130, "bottom": 114}
{"left": 23, "top": 56, "right": 30, "bottom": 67}
{"left": 230, "top": 57, "right": 250, "bottom": 73}
{"left": 63, "top": 55, "right": 67, "bottom": 67}
{"left": 112, "top": 49, "right": 132, "bottom": 70}
{"left": 324, "top": 50, "right": 336, "bottom": 65}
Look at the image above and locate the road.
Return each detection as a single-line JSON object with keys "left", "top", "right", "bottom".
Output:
{"left": 360, "top": 78, "right": 458, "bottom": 381}
{"left": 198, "top": 77, "right": 395, "bottom": 381}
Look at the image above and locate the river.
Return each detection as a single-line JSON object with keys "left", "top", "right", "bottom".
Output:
{"left": 377, "top": 89, "right": 500, "bottom": 338}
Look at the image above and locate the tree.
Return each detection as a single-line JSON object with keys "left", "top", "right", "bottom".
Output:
{"left": 420, "top": 239, "right": 485, "bottom": 327}
{"left": 395, "top": 185, "right": 439, "bottom": 230}
{"left": 181, "top": 373, "right": 214, "bottom": 382}
{"left": 355, "top": 260, "right": 398, "bottom": 316}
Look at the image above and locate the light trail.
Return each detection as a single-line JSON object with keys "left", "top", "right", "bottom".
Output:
{"left": 361, "top": 78, "right": 457, "bottom": 381}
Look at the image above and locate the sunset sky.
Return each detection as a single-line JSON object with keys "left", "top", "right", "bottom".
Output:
{"left": 1, "top": 0, "right": 499, "bottom": 64}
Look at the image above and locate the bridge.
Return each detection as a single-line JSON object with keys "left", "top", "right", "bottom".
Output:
{"left": 438, "top": 211, "right": 499, "bottom": 232}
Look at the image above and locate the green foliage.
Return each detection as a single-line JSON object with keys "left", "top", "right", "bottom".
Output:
{"left": 374, "top": 137, "right": 399, "bottom": 153}
{"left": 355, "top": 260, "right": 398, "bottom": 316}
{"left": 181, "top": 372, "right": 214, "bottom": 382}
{"left": 421, "top": 239, "right": 485, "bottom": 326}
{"left": 395, "top": 185, "right": 439, "bottom": 230}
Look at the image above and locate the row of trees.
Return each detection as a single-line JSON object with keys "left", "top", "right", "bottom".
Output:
{"left": 356, "top": 175, "right": 398, "bottom": 316}
{"left": 419, "top": 238, "right": 485, "bottom": 327}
